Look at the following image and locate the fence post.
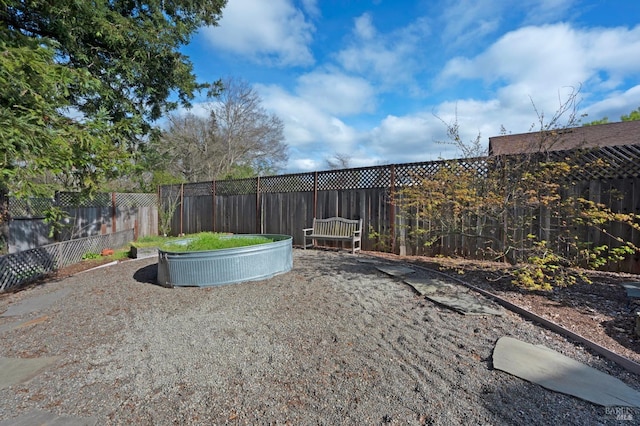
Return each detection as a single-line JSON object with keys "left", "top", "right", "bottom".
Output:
{"left": 212, "top": 180, "right": 216, "bottom": 232}
{"left": 180, "top": 183, "right": 184, "bottom": 236}
{"left": 111, "top": 192, "right": 117, "bottom": 234}
{"left": 157, "top": 185, "right": 161, "bottom": 237}
{"left": 256, "top": 176, "right": 262, "bottom": 233}
{"left": 390, "top": 164, "right": 396, "bottom": 254}
{"left": 313, "top": 171, "right": 318, "bottom": 219}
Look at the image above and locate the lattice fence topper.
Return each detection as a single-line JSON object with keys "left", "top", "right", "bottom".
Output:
{"left": 56, "top": 192, "right": 112, "bottom": 207}
{"left": 259, "top": 173, "right": 315, "bottom": 193}
{"left": 159, "top": 184, "right": 182, "bottom": 200}
{"left": 165, "top": 143, "right": 640, "bottom": 197}
{"left": 115, "top": 193, "right": 157, "bottom": 208}
{"left": 183, "top": 182, "right": 214, "bottom": 197}
{"left": 8, "top": 197, "right": 54, "bottom": 218}
{"left": 215, "top": 178, "right": 258, "bottom": 196}
{"left": 317, "top": 165, "right": 391, "bottom": 190}
{"left": 567, "top": 143, "right": 640, "bottom": 180}
{"left": 9, "top": 192, "right": 158, "bottom": 218}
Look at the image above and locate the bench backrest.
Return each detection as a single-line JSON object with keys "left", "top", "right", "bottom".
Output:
{"left": 313, "top": 217, "right": 362, "bottom": 236}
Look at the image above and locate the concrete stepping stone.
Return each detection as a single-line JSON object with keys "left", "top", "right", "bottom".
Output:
{"left": 621, "top": 282, "right": 640, "bottom": 299}
{"left": 357, "top": 258, "right": 383, "bottom": 265}
{"left": 425, "top": 293, "right": 503, "bottom": 316}
{"left": 0, "top": 315, "right": 49, "bottom": 334}
{"left": 0, "top": 356, "right": 60, "bottom": 389}
{"left": 0, "top": 410, "right": 98, "bottom": 426}
{"left": 493, "top": 336, "right": 640, "bottom": 407}
{"left": 404, "top": 276, "right": 456, "bottom": 295}
{"left": 1, "top": 287, "right": 71, "bottom": 317}
{"left": 375, "top": 265, "right": 415, "bottom": 277}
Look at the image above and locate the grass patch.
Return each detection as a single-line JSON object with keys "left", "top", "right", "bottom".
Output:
{"left": 160, "top": 233, "right": 274, "bottom": 252}
{"left": 132, "top": 235, "right": 182, "bottom": 248}
{"left": 112, "top": 248, "right": 132, "bottom": 260}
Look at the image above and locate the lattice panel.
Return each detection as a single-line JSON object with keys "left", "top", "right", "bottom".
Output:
{"left": 358, "top": 166, "right": 391, "bottom": 188}
{"left": 393, "top": 159, "right": 488, "bottom": 187}
{"left": 10, "top": 193, "right": 158, "bottom": 217}
{"left": 0, "top": 248, "right": 55, "bottom": 291}
{"left": 557, "top": 144, "right": 640, "bottom": 180}
{"left": 8, "top": 197, "right": 53, "bottom": 218}
{"left": 215, "top": 178, "right": 258, "bottom": 195}
{"left": 115, "top": 193, "right": 157, "bottom": 207}
{"left": 156, "top": 144, "right": 640, "bottom": 197}
{"left": 318, "top": 170, "right": 356, "bottom": 190}
{"left": 183, "top": 182, "right": 214, "bottom": 197}
{"left": 57, "top": 192, "right": 112, "bottom": 207}
{"left": 260, "top": 173, "right": 315, "bottom": 193}
{"left": 395, "top": 162, "right": 439, "bottom": 186}
{"left": 159, "top": 185, "right": 182, "bottom": 200}
{"left": 0, "top": 229, "right": 134, "bottom": 292}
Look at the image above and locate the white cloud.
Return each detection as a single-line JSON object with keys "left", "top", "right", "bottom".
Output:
{"left": 523, "top": 0, "right": 578, "bottom": 24}
{"left": 580, "top": 85, "right": 640, "bottom": 122}
{"left": 439, "top": 23, "right": 640, "bottom": 128}
{"left": 354, "top": 13, "right": 376, "bottom": 40}
{"left": 256, "top": 84, "right": 361, "bottom": 152}
{"left": 336, "top": 14, "right": 430, "bottom": 91}
{"left": 439, "top": 0, "right": 503, "bottom": 46}
{"left": 200, "top": 0, "right": 315, "bottom": 66}
{"left": 367, "top": 114, "right": 453, "bottom": 163}
{"left": 300, "top": 0, "right": 320, "bottom": 18}
{"left": 295, "top": 71, "right": 376, "bottom": 115}
{"left": 441, "top": 24, "right": 588, "bottom": 88}
{"left": 437, "top": 0, "right": 578, "bottom": 47}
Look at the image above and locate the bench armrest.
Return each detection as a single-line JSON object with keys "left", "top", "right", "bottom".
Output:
{"left": 303, "top": 227, "right": 314, "bottom": 235}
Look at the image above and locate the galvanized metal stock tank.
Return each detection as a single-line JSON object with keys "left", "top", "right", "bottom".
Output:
{"left": 156, "top": 234, "right": 293, "bottom": 287}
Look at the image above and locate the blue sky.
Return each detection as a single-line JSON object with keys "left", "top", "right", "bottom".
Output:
{"left": 180, "top": 0, "right": 640, "bottom": 173}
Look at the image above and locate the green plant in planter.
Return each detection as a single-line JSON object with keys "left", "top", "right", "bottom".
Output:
{"left": 161, "top": 233, "right": 274, "bottom": 252}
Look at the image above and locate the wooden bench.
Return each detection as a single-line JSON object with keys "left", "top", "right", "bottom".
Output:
{"left": 303, "top": 217, "right": 363, "bottom": 254}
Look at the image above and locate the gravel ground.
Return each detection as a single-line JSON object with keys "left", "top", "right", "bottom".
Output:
{"left": 1, "top": 249, "right": 639, "bottom": 425}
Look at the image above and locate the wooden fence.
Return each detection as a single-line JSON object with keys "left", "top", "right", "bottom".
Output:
{"left": 7, "top": 192, "right": 157, "bottom": 253}
{"left": 159, "top": 144, "right": 640, "bottom": 273}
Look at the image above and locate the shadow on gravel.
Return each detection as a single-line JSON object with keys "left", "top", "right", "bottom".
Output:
{"left": 133, "top": 264, "right": 158, "bottom": 285}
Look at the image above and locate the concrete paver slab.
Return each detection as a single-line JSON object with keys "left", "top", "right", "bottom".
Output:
{"left": 1, "top": 287, "right": 71, "bottom": 317}
{"left": 426, "top": 293, "right": 503, "bottom": 316}
{"left": 0, "top": 410, "right": 98, "bottom": 426}
{"left": 356, "top": 258, "right": 383, "bottom": 265}
{"left": 0, "top": 356, "right": 60, "bottom": 389}
{"left": 493, "top": 336, "right": 640, "bottom": 407}
{"left": 621, "top": 282, "right": 640, "bottom": 299}
{"left": 0, "top": 315, "right": 49, "bottom": 334}
{"left": 404, "top": 276, "right": 455, "bottom": 295}
{"left": 376, "top": 265, "right": 415, "bottom": 277}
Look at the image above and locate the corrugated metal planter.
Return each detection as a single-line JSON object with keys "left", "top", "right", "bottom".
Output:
{"left": 156, "top": 234, "right": 292, "bottom": 287}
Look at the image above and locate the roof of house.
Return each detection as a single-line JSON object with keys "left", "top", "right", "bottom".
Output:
{"left": 488, "top": 120, "right": 640, "bottom": 156}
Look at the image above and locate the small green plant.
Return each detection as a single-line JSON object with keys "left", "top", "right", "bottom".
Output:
{"left": 368, "top": 225, "right": 392, "bottom": 252}
{"left": 82, "top": 252, "right": 101, "bottom": 260}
